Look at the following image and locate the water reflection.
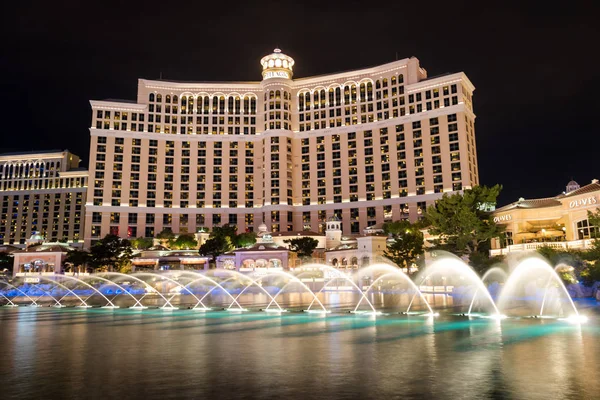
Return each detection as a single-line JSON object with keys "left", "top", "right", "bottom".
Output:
{"left": 1, "top": 308, "right": 599, "bottom": 400}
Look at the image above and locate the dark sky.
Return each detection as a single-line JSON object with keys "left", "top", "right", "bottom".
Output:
{"left": 2, "top": 1, "right": 598, "bottom": 206}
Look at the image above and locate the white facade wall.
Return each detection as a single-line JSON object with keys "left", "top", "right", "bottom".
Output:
{"left": 84, "top": 51, "right": 478, "bottom": 248}
{"left": 0, "top": 151, "right": 87, "bottom": 245}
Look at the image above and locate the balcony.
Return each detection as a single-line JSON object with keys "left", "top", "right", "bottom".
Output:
{"left": 490, "top": 239, "right": 594, "bottom": 256}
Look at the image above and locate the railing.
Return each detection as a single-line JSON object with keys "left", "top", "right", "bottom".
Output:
{"left": 490, "top": 239, "right": 594, "bottom": 256}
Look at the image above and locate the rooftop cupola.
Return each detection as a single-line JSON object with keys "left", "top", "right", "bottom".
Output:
{"left": 260, "top": 48, "right": 295, "bottom": 80}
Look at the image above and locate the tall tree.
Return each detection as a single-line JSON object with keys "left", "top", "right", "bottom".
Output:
{"left": 64, "top": 249, "right": 90, "bottom": 272}
{"left": 284, "top": 237, "right": 319, "bottom": 261}
{"left": 382, "top": 221, "right": 424, "bottom": 271}
{"left": 89, "top": 234, "right": 133, "bottom": 271}
{"left": 424, "top": 185, "right": 504, "bottom": 256}
{"left": 198, "top": 236, "right": 233, "bottom": 264}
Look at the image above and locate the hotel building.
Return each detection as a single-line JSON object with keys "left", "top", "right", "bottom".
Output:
{"left": 490, "top": 179, "right": 600, "bottom": 255}
{"left": 0, "top": 150, "right": 87, "bottom": 246}
{"left": 84, "top": 49, "right": 478, "bottom": 248}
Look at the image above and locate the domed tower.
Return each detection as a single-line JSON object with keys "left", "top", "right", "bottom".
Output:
{"left": 260, "top": 48, "right": 295, "bottom": 81}
{"left": 259, "top": 49, "right": 296, "bottom": 232}
{"left": 566, "top": 180, "right": 580, "bottom": 193}
{"left": 325, "top": 216, "right": 342, "bottom": 250}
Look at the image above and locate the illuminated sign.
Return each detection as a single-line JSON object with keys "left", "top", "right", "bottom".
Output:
{"left": 24, "top": 277, "right": 40, "bottom": 283}
{"left": 263, "top": 71, "right": 290, "bottom": 79}
{"left": 569, "top": 196, "right": 597, "bottom": 209}
{"left": 493, "top": 214, "right": 512, "bottom": 223}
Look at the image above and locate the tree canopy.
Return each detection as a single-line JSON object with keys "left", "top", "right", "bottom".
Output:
{"left": 89, "top": 234, "right": 133, "bottom": 271}
{"left": 65, "top": 249, "right": 91, "bottom": 271}
{"left": 0, "top": 252, "right": 14, "bottom": 273}
{"left": 284, "top": 237, "right": 319, "bottom": 260}
{"left": 130, "top": 237, "right": 154, "bottom": 250}
{"left": 198, "top": 224, "right": 243, "bottom": 264}
{"left": 198, "top": 236, "right": 233, "bottom": 263}
{"left": 170, "top": 234, "right": 198, "bottom": 250}
{"left": 235, "top": 232, "right": 257, "bottom": 248}
{"left": 382, "top": 221, "right": 424, "bottom": 271}
{"left": 156, "top": 228, "right": 175, "bottom": 240}
{"left": 424, "top": 185, "right": 504, "bottom": 256}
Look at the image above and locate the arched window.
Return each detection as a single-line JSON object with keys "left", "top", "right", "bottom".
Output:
{"left": 235, "top": 97, "right": 241, "bottom": 114}
{"left": 149, "top": 93, "right": 155, "bottom": 102}
{"left": 313, "top": 91, "right": 319, "bottom": 107}
{"left": 196, "top": 96, "right": 203, "bottom": 113}
{"left": 360, "top": 83, "right": 366, "bottom": 102}
{"left": 156, "top": 94, "right": 162, "bottom": 102}
{"left": 382, "top": 78, "right": 388, "bottom": 87}
{"left": 243, "top": 97, "right": 249, "bottom": 114}
{"left": 298, "top": 93, "right": 305, "bottom": 111}
{"left": 250, "top": 98, "right": 256, "bottom": 114}
{"left": 212, "top": 97, "right": 218, "bottom": 113}
{"left": 391, "top": 76, "right": 397, "bottom": 85}
{"left": 173, "top": 95, "right": 178, "bottom": 103}
{"left": 166, "top": 95, "right": 171, "bottom": 103}
{"left": 328, "top": 88, "right": 334, "bottom": 105}
{"left": 351, "top": 85, "right": 357, "bottom": 103}
{"left": 375, "top": 80, "right": 381, "bottom": 89}
{"left": 320, "top": 89, "right": 326, "bottom": 107}
{"left": 275, "top": 90, "right": 281, "bottom": 100}
{"left": 269, "top": 91, "right": 275, "bottom": 99}
{"left": 204, "top": 97, "right": 210, "bottom": 113}
{"left": 228, "top": 97, "right": 234, "bottom": 113}
{"left": 304, "top": 92, "right": 311, "bottom": 109}
{"left": 344, "top": 86, "right": 350, "bottom": 103}
{"left": 398, "top": 74, "right": 404, "bottom": 84}
{"left": 181, "top": 97, "right": 187, "bottom": 108}
{"left": 335, "top": 87, "right": 341, "bottom": 106}
{"left": 219, "top": 96, "right": 225, "bottom": 114}
{"left": 367, "top": 82, "right": 373, "bottom": 101}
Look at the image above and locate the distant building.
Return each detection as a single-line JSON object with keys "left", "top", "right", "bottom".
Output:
{"left": 84, "top": 49, "right": 479, "bottom": 248}
{"left": 12, "top": 233, "right": 78, "bottom": 277}
{"left": 0, "top": 150, "right": 87, "bottom": 246}
{"left": 490, "top": 179, "right": 600, "bottom": 255}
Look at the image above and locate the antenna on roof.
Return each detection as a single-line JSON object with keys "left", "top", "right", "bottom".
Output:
{"left": 395, "top": 52, "right": 398, "bottom": 61}
{"left": 159, "top": 71, "right": 163, "bottom": 80}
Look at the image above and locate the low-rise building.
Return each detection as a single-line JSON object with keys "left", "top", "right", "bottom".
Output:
{"left": 490, "top": 179, "right": 600, "bottom": 255}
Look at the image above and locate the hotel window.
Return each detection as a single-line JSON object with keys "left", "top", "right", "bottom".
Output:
{"left": 577, "top": 219, "right": 598, "bottom": 240}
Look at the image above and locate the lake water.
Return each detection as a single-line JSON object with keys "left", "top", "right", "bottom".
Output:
{"left": 1, "top": 303, "right": 600, "bottom": 400}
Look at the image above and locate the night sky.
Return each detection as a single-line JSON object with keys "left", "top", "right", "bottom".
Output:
{"left": 2, "top": 1, "right": 598, "bottom": 206}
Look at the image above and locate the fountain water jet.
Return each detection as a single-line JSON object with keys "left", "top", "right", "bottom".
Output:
{"left": 0, "top": 281, "right": 40, "bottom": 306}
{"left": 410, "top": 257, "right": 502, "bottom": 317}
{"left": 354, "top": 271, "right": 434, "bottom": 315}
{"left": 299, "top": 264, "right": 378, "bottom": 313}
{"left": 497, "top": 257, "right": 582, "bottom": 320}
{"left": 96, "top": 272, "right": 176, "bottom": 309}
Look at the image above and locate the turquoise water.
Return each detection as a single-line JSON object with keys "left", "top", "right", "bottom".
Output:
{"left": 1, "top": 303, "right": 600, "bottom": 399}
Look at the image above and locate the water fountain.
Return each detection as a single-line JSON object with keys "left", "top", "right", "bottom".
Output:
{"left": 0, "top": 255, "right": 587, "bottom": 323}
{"left": 410, "top": 256, "right": 503, "bottom": 318}
{"left": 497, "top": 257, "right": 585, "bottom": 321}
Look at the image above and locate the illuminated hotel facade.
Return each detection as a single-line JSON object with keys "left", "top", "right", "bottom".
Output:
{"left": 0, "top": 150, "right": 87, "bottom": 246}
{"left": 490, "top": 179, "right": 600, "bottom": 255}
{"left": 84, "top": 49, "right": 478, "bottom": 248}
